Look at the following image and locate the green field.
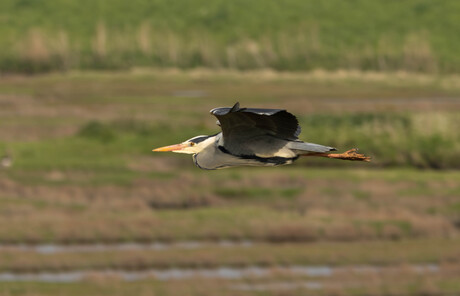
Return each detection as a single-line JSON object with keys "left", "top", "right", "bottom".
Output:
{"left": 0, "top": 70, "right": 460, "bottom": 295}
{"left": 1, "top": 0, "right": 460, "bottom": 73}
{"left": 1, "top": 70, "right": 460, "bottom": 170}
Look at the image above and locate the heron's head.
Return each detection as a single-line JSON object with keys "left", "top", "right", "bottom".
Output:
{"left": 152, "top": 135, "right": 214, "bottom": 155}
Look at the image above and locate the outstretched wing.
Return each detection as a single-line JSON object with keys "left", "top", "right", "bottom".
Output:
{"left": 210, "top": 102, "right": 301, "bottom": 155}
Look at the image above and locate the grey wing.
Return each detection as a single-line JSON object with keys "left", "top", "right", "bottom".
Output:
{"left": 210, "top": 102, "right": 301, "bottom": 155}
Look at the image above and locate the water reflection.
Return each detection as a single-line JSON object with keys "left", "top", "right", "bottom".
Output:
{"left": 0, "top": 240, "right": 254, "bottom": 254}
{"left": 0, "top": 264, "right": 439, "bottom": 283}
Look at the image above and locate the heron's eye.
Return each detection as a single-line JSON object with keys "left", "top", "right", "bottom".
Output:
{"left": 190, "top": 142, "right": 195, "bottom": 146}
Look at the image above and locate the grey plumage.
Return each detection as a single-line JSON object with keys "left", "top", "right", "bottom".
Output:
{"left": 287, "top": 141, "right": 336, "bottom": 153}
{"left": 153, "top": 102, "right": 345, "bottom": 170}
{"left": 210, "top": 103, "right": 334, "bottom": 159}
{"left": 211, "top": 102, "right": 301, "bottom": 141}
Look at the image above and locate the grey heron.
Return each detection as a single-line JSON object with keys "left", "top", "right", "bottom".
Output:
{"left": 153, "top": 102, "right": 370, "bottom": 169}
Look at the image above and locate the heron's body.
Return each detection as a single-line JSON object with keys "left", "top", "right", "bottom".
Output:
{"left": 153, "top": 103, "right": 370, "bottom": 169}
{"left": 191, "top": 133, "right": 302, "bottom": 170}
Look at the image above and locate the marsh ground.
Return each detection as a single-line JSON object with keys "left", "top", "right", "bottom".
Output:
{"left": 0, "top": 69, "right": 459, "bottom": 295}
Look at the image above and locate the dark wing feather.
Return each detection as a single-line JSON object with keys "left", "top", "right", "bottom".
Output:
{"left": 210, "top": 102, "right": 301, "bottom": 155}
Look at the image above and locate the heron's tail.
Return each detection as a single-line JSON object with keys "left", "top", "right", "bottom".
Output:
{"left": 288, "top": 141, "right": 336, "bottom": 153}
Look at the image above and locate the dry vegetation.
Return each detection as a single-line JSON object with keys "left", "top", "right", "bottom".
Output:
{"left": 3, "top": 0, "right": 460, "bottom": 73}
{"left": 0, "top": 239, "right": 459, "bottom": 272}
{"left": 6, "top": 24, "right": 444, "bottom": 74}
{"left": 0, "top": 169, "right": 459, "bottom": 244}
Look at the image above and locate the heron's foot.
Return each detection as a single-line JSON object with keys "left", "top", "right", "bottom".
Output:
{"left": 327, "top": 148, "right": 371, "bottom": 162}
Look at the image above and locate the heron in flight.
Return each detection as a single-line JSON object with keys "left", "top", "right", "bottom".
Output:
{"left": 153, "top": 103, "right": 370, "bottom": 169}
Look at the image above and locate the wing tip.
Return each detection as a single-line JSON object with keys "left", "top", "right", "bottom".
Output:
{"left": 210, "top": 102, "right": 240, "bottom": 116}
{"left": 230, "top": 102, "right": 240, "bottom": 111}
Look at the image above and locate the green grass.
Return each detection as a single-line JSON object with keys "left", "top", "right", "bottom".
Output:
{"left": 1, "top": 71, "right": 459, "bottom": 170}
{"left": 5, "top": 110, "right": 459, "bottom": 170}
{"left": 1, "top": 0, "right": 460, "bottom": 73}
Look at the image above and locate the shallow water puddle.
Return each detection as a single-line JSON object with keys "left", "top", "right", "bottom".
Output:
{"left": 0, "top": 240, "right": 253, "bottom": 254}
{"left": 0, "top": 264, "right": 439, "bottom": 283}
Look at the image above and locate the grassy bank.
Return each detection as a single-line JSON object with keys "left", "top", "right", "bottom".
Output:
{"left": 4, "top": 111, "right": 460, "bottom": 170}
{"left": 1, "top": 0, "right": 460, "bottom": 73}
{"left": 1, "top": 70, "right": 460, "bottom": 169}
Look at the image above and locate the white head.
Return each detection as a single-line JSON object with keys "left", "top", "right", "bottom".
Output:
{"left": 153, "top": 135, "right": 215, "bottom": 155}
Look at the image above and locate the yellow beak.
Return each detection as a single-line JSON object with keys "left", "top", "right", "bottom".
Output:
{"left": 152, "top": 143, "right": 187, "bottom": 152}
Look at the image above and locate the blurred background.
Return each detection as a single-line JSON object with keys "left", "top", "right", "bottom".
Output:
{"left": 0, "top": 1, "right": 460, "bottom": 295}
